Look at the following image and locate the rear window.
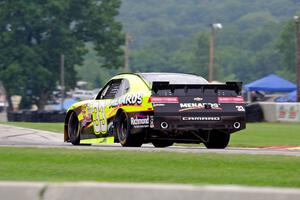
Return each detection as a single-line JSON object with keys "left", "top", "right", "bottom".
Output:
{"left": 138, "top": 73, "right": 209, "bottom": 85}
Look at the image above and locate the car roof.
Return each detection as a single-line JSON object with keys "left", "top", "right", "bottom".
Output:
{"left": 136, "top": 72, "right": 198, "bottom": 76}
{"left": 135, "top": 72, "right": 209, "bottom": 85}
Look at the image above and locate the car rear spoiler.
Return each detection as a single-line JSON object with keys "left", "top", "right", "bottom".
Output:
{"left": 151, "top": 81, "right": 243, "bottom": 95}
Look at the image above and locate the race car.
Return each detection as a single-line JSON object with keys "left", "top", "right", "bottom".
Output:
{"left": 64, "top": 72, "right": 246, "bottom": 148}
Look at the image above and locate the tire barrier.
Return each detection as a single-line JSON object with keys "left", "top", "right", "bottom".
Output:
{"left": 7, "top": 110, "right": 65, "bottom": 122}
{"left": 245, "top": 103, "right": 264, "bottom": 122}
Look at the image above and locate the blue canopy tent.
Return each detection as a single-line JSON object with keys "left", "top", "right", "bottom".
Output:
{"left": 243, "top": 74, "right": 296, "bottom": 92}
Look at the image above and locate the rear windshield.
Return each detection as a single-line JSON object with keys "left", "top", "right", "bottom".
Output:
{"left": 138, "top": 73, "right": 209, "bottom": 85}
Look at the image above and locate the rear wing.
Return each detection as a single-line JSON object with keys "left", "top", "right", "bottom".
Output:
{"left": 151, "top": 81, "right": 243, "bottom": 95}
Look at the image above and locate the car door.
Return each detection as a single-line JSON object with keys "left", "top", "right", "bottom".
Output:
{"left": 92, "top": 79, "right": 125, "bottom": 135}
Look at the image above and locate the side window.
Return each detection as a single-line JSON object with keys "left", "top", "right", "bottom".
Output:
{"left": 95, "top": 79, "right": 122, "bottom": 100}
{"left": 102, "top": 79, "right": 122, "bottom": 99}
{"left": 115, "top": 79, "right": 130, "bottom": 98}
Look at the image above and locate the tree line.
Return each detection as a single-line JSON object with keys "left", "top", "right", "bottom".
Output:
{"left": 0, "top": 0, "right": 124, "bottom": 110}
{"left": 0, "top": 0, "right": 299, "bottom": 110}
{"left": 83, "top": 0, "right": 300, "bottom": 88}
{"left": 119, "top": 0, "right": 300, "bottom": 83}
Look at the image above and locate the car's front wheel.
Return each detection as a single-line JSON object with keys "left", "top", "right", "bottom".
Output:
{"left": 115, "top": 111, "right": 143, "bottom": 147}
{"left": 68, "top": 112, "right": 80, "bottom": 145}
{"left": 204, "top": 131, "right": 230, "bottom": 149}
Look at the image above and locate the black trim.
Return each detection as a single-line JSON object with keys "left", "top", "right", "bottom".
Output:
{"left": 151, "top": 81, "right": 242, "bottom": 95}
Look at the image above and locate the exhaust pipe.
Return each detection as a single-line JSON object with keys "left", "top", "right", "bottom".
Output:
{"left": 161, "top": 122, "right": 169, "bottom": 129}
{"left": 233, "top": 122, "right": 241, "bottom": 129}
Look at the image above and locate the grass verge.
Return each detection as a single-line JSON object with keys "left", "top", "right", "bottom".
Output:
{"left": 0, "top": 122, "right": 64, "bottom": 133}
{"left": 0, "top": 147, "right": 299, "bottom": 188}
{"left": 230, "top": 122, "right": 300, "bottom": 147}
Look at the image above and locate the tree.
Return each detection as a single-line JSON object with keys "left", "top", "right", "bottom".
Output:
{"left": 276, "top": 20, "right": 296, "bottom": 82}
{"left": 0, "top": 0, "right": 124, "bottom": 110}
{"left": 192, "top": 32, "right": 209, "bottom": 78}
{"left": 75, "top": 43, "right": 122, "bottom": 89}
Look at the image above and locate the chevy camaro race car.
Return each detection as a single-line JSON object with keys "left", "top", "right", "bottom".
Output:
{"left": 64, "top": 73, "right": 246, "bottom": 148}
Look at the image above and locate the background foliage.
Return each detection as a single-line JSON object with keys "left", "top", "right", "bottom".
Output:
{"left": 89, "top": 0, "right": 299, "bottom": 86}
{"left": 1, "top": 0, "right": 300, "bottom": 109}
{"left": 0, "top": 0, "right": 124, "bottom": 110}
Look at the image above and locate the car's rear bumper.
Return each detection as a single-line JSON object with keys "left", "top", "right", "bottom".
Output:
{"left": 152, "top": 115, "right": 246, "bottom": 132}
{"left": 128, "top": 111, "right": 246, "bottom": 133}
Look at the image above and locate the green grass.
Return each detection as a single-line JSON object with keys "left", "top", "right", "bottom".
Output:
{"left": 1, "top": 122, "right": 300, "bottom": 147}
{"left": 230, "top": 123, "right": 300, "bottom": 147}
{"left": 0, "top": 147, "right": 299, "bottom": 187}
{"left": 0, "top": 122, "right": 64, "bottom": 133}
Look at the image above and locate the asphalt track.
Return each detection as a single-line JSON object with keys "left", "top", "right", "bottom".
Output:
{"left": 1, "top": 124, "right": 300, "bottom": 157}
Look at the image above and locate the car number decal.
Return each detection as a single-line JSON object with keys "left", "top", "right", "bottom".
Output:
{"left": 92, "top": 103, "right": 107, "bottom": 134}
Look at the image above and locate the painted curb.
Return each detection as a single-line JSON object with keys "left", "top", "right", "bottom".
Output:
{"left": 0, "top": 182, "right": 300, "bottom": 200}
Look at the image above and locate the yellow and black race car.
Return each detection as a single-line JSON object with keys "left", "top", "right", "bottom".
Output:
{"left": 64, "top": 73, "right": 246, "bottom": 148}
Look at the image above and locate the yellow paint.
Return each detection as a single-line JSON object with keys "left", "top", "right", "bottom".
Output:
{"left": 67, "top": 73, "right": 154, "bottom": 139}
{"left": 80, "top": 136, "right": 115, "bottom": 144}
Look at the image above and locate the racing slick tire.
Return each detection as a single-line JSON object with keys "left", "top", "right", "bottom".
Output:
{"left": 204, "top": 131, "right": 230, "bottom": 149}
{"left": 68, "top": 112, "right": 80, "bottom": 145}
{"left": 152, "top": 140, "right": 174, "bottom": 148}
{"left": 115, "top": 111, "right": 143, "bottom": 147}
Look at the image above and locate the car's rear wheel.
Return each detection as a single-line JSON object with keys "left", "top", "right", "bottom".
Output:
{"left": 68, "top": 112, "right": 80, "bottom": 145}
{"left": 204, "top": 131, "right": 230, "bottom": 149}
{"left": 152, "top": 140, "right": 174, "bottom": 148}
{"left": 115, "top": 111, "right": 143, "bottom": 147}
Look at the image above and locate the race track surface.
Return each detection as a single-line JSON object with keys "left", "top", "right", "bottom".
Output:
{"left": 1, "top": 124, "right": 300, "bottom": 157}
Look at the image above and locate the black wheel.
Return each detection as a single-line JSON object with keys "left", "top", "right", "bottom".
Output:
{"left": 115, "top": 111, "right": 143, "bottom": 147}
{"left": 68, "top": 112, "right": 80, "bottom": 145}
{"left": 204, "top": 131, "right": 230, "bottom": 149}
{"left": 152, "top": 140, "right": 174, "bottom": 148}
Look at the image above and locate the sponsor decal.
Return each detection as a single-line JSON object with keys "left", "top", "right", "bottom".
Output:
{"left": 131, "top": 114, "right": 150, "bottom": 128}
{"left": 110, "top": 94, "right": 143, "bottom": 107}
{"left": 235, "top": 105, "right": 245, "bottom": 112}
{"left": 81, "top": 104, "right": 92, "bottom": 126}
{"left": 289, "top": 106, "right": 297, "bottom": 119}
{"left": 194, "top": 97, "right": 203, "bottom": 101}
{"left": 179, "top": 103, "right": 221, "bottom": 112}
{"left": 278, "top": 105, "right": 287, "bottom": 119}
{"left": 182, "top": 116, "right": 221, "bottom": 121}
{"left": 276, "top": 104, "right": 300, "bottom": 122}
